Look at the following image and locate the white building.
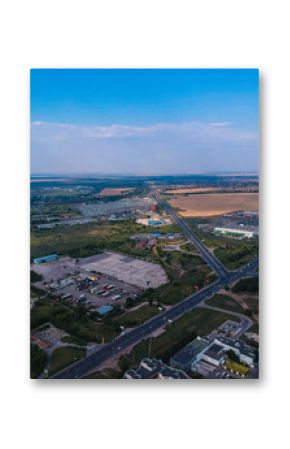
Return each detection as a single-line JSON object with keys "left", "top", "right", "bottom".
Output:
{"left": 214, "top": 227, "right": 255, "bottom": 238}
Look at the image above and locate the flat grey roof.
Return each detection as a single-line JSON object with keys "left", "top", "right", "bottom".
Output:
{"left": 170, "top": 337, "right": 209, "bottom": 366}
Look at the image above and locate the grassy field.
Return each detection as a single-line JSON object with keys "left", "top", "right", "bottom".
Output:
{"left": 232, "top": 276, "right": 259, "bottom": 293}
{"left": 139, "top": 266, "right": 214, "bottom": 305}
{"left": 61, "top": 335, "right": 87, "bottom": 346}
{"left": 30, "top": 344, "right": 48, "bottom": 378}
{"left": 241, "top": 296, "right": 259, "bottom": 315}
{"left": 179, "top": 242, "right": 198, "bottom": 254}
{"left": 114, "top": 304, "right": 160, "bottom": 327}
{"left": 31, "top": 220, "right": 179, "bottom": 259}
{"left": 122, "top": 307, "right": 239, "bottom": 370}
{"left": 169, "top": 192, "right": 258, "bottom": 217}
{"left": 31, "top": 298, "right": 119, "bottom": 343}
{"left": 250, "top": 323, "right": 259, "bottom": 333}
{"left": 205, "top": 294, "right": 244, "bottom": 313}
{"left": 48, "top": 347, "right": 86, "bottom": 376}
{"left": 85, "top": 368, "right": 122, "bottom": 379}
{"left": 214, "top": 244, "right": 258, "bottom": 270}
{"left": 186, "top": 218, "right": 258, "bottom": 248}
{"left": 184, "top": 220, "right": 258, "bottom": 270}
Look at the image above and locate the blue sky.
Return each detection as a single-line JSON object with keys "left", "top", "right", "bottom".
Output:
{"left": 31, "top": 69, "right": 259, "bottom": 174}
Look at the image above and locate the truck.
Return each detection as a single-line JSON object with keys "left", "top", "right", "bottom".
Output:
{"left": 61, "top": 293, "right": 73, "bottom": 300}
{"left": 112, "top": 294, "right": 122, "bottom": 301}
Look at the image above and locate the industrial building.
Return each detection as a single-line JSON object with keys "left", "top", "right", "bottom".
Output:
{"left": 170, "top": 334, "right": 257, "bottom": 376}
{"left": 123, "top": 358, "right": 189, "bottom": 379}
{"left": 200, "top": 344, "right": 225, "bottom": 367}
{"left": 213, "top": 336, "right": 256, "bottom": 367}
{"left": 33, "top": 254, "right": 59, "bottom": 264}
{"left": 78, "top": 197, "right": 156, "bottom": 218}
{"left": 170, "top": 336, "right": 209, "bottom": 372}
{"left": 214, "top": 227, "right": 257, "bottom": 238}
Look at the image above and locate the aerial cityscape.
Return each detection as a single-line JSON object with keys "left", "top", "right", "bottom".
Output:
{"left": 30, "top": 69, "right": 259, "bottom": 379}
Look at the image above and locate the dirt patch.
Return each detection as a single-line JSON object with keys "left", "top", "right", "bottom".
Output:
{"left": 99, "top": 188, "right": 135, "bottom": 196}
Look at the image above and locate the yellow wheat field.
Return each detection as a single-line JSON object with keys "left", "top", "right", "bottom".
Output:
{"left": 169, "top": 193, "right": 259, "bottom": 217}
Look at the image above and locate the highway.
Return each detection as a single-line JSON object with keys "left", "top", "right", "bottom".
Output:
{"left": 153, "top": 193, "right": 229, "bottom": 279}
{"left": 52, "top": 194, "right": 258, "bottom": 379}
{"left": 52, "top": 258, "right": 258, "bottom": 379}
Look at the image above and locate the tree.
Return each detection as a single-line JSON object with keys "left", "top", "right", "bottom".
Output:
{"left": 118, "top": 355, "right": 129, "bottom": 374}
{"left": 226, "top": 349, "right": 240, "bottom": 363}
{"left": 148, "top": 297, "right": 154, "bottom": 306}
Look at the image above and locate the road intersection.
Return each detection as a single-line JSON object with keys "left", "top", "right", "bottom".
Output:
{"left": 52, "top": 195, "right": 258, "bottom": 379}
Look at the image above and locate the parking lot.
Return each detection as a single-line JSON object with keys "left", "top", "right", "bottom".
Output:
{"left": 80, "top": 252, "right": 168, "bottom": 289}
{"left": 31, "top": 256, "right": 142, "bottom": 309}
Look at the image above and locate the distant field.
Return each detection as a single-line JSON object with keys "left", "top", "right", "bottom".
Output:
{"left": 165, "top": 187, "right": 223, "bottom": 194}
{"left": 170, "top": 193, "right": 259, "bottom": 217}
{"left": 99, "top": 187, "right": 135, "bottom": 196}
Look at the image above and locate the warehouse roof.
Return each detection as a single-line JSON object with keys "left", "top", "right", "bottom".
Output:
{"left": 170, "top": 337, "right": 209, "bottom": 368}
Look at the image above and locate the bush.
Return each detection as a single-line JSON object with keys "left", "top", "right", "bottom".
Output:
{"left": 232, "top": 276, "right": 258, "bottom": 293}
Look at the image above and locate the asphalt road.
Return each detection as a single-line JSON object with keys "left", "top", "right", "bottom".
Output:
{"left": 52, "top": 259, "right": 258, "bottom": 379}
{"left": 154, "top": 194, "right": 229, "bottom": 279}
{"left": 52, "top": 195, "right": 258, "bottom": 379}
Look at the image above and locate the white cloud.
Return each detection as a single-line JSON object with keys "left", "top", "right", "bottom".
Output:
{"left": 31, "top": 120, "right": 257, "bottom": 144}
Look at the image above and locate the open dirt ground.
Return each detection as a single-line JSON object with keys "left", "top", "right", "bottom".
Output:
{"left": 169, "top": 192, "right": 259, "bottom": 217}
{"left": 99, "top": 187, "right": 135, "bottom": 196}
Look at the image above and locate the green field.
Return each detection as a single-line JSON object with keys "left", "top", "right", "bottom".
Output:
{"left": 138, "top": 252, "right": 215, "bottom": 306}
{"left": 214, "top": 244, "right": 258, "bottom": 270}
{"left": 30, "top": 344, "right": 48, "bottom": 378}
{"left": 31, "top": 298, "right": 119, "bottom": 343}
{"left": 31, "top": 203, "right": 82, "bottom": 219}
{"left": 31, "top": 220, "right": 179, "bottom": 260}
{"left": 115, "top": 304, "right": 160, "bottom": 327}
{"left": 232, "top": 276, "right": 259, "bottom": 293}
{"left": 61, "top": 335, "right": 87, "bottom": 346}
{"left": 250, "top": 323, "right": 259, "bottom": 333}
{"left": 205, "top": 294, "right": 244, "bottom": 313}
{"left": 179, "top": 242, "right": 198, "bottom": 254}
{"left": 48, "top": 347, "right": 86, "bottom": 376}
{"left": 121, "top": 307, "right": 239, "bottom": 371}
